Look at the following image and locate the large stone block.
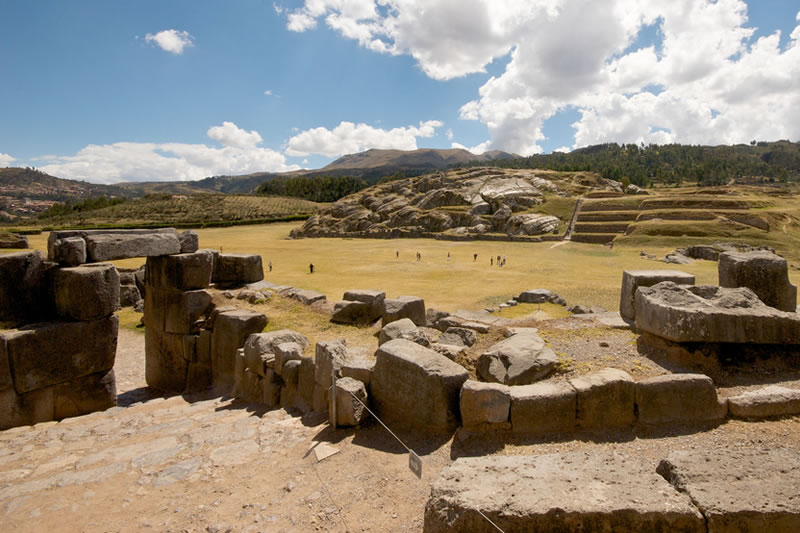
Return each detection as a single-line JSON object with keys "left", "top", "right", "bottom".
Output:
{"left": 144, "top": 288, "right": 213, "bottom": 334}
{"left": 424, "top": 454, "right": 705, "bottom": 533}
{"left": 210, "top": 308, "right": 267, "bottom": 389}
{"left": 372, "top": 339, "right": 468, "bottom": 433}
{"left": 145, "top": 328, "right": 189, "bottom": 392}
{"left": 619, "top": 269, "right": 695, "bottom": 320}
{"left": 636, "top": 373, "right": 727, "bottom": 425}
{"left": 635, "top": 282, "right": 800, "bottom": 344}
{"left": 381, "top": 295, "right": 426, "bottom": 327}
{"left": 728, "top": 385, "right": 800, "bottom": 419}
{"left": 0, "top": 387, "right": 31, "bottom": 430}
{"left": 341, "top": 357, "right": 375, "bottom": 386}
{"left": 658, "top": 448, "right": 800, "bottom": 532}
{"left": 4, "top": 316, "right": 118, "bottom": 394}
{"left": 0, "top": 250, "right": 47, "bottom": 324}
{"left": 378, "top": 317, "right": 418, "bottom": 345}
{"left": 179, "top": 230, "right": 199, "bottom": 253}
{"left": 330, "top": 376, "right": 368, "bottom": 427}
{"left": 242, "top": 329, "right": 309, "bottom": 375}
{"left": 314, "top": 339, "right": 349, "bottom": 386}
{"left": 719, "top": 250, "right": 797, "bottom": 312}
{"left": 570, "top": 368, "right": 635, "bottom": 429}
{"left": 460, "top": 380, "right": 510, "bottom": 428}
{"left": 85, "top": 231, "right": 181, "bottom": 262}
{"left": 297, "top": 356, "right": 316, "bottom": 409}
{"left": 476, "top": 331, "right": 557, "bottom": 386}
{"left": 146, "top": 251, "right": 214, "bottom": 290}
{"left": 510, "top": 381, "right": 576, "bottom": 434}
{"left": 53, "top": 369, "right": 116, "bottom": 420}
{"left": 274, "top": 342, "right": 303, "bottom": 376}
{"left": 51, "top": 237, "right": 86, "bottom": 266}
{"left": 332, "top": 289, "right": 385, "bottom": 324}
{"left": 119, "top": 283, "right": 141, "bottom": 308}
{"left": 22, "top": 385, "right": 54, "bottom": 425}
{"left": 0, "top": 335, "right": 12, "bottom": 391}
{"left": 212, "top": 254, "right": 264, "bottom": 284}
{"left": 53, "top": 263, "right": 120, "bottom": 321}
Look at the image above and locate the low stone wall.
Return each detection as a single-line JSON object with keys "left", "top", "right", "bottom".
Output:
{"left": 48, "top": 228, "right": 199, "bottom": 266}
{"left": 1, "top": 251, "right": 119, "bottom": 430}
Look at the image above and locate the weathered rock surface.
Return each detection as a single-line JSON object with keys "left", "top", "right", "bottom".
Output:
{"left": 372, "top": 339, "right": 468, "bottom": 433}
{"left": 516, "top": 288, "right": 565, "bottom": 305}
{"left": 657, "top": 448, "right": 800, "bottom": 532}
{"left": 179, "top": 230, "right": 199, "bottom": 253}
{"left": 314, "top": 339, "right": 349, "bottom": 386}
{"left": 635, "top": 282, "right": 800, "bottom": 344}
{"left": 281, "top": 287, "right": 327, "bottom": 305}
{"left": 571, "top": 368, "right": 635, "bottom": 429}
{"left": 378, "top": 317, "right": 418, "bottom": 345}
{"left": 53, "top": 264, "right": 120, "bottom": 321}
{"left": 459, "top": 380, "right": 510, "bottom": 428}
{"left": 636, "top": 374, "right": 727, "bottom": 425}
{"left": 424, "top": 453, "right": 705, "bottom": 533}
{"left": 381, "top": 295, "right": 426, "bottom": 327}
{"left": 330, "top": 377, "right": 368, "bottom": 427}
{"left": 331, "top": 289, "right": 385, "bottom": 324}
{"left": 0, "top": 232, "right": 28, "bottom": 249}
{"left": 210, "top": 309, "right": 267, "bottom": 389}
{"left": 619, "top": 269, "right": 695, "bottom": 320}
{"left": 728, "top": 385, "right": 800, "bottom": 419}
{"left": 476, "top": 331, "right": 557, "bottom": 385}
{"left": 718, "top": 250, "right": 797, "bottom": 312}
{"left": 0, "top": 250, "right": 48, "bottom": 324}
{"left": 85, "top": 232, "right": 181, "bottom": 262}
{"left": 213, "top": 254, "right": 264, "bottom": 284}
{"left": 510, "top": 381, "right": 576, "bottom": 434}
{"left": 438, "top": 327, "right": 477, "bottom": 347}
{"left": 146, "top": 251, "right": 214, "bottom": 291}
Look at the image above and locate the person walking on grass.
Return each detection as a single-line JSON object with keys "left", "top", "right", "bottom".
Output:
{"left": 490, "top": 257, "right": 493, "bottom": 266}
{"left": 396, "top": 250, "right": 399, "bottom": 259}
{"left": 473, "top": 253, "right": 477, "bottom": 262}
{"left": 309, "top": 263, "right": 314, "bottom": 274}
{"left": 268, "top": 260, "right": 272, "bottom": 272}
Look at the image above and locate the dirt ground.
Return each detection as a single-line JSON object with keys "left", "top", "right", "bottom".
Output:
{"left": 2, "top": 304, "right": 800, "bottom": 532}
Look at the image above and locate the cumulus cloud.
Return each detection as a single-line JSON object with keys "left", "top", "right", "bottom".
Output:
{"left": 284, "top": 1, "right": 800, "bottom": 154}
{"left": 37, "top": 122, "right": 299, "bottom": 184}
{"left": 451, "top": 140, "right": 491, "bottom": 155}
{"left": 286, "top": 120, "right": 443, "bottom": 157}
{"left": 144, "top": 29, "right": 194, "bottom": 54}
{"left": 0, "top": 153, "right": 15, "bottom": 167}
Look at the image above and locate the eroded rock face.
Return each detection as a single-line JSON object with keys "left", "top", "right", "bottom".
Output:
{"left": 289, "top": 167, "right": 583, "bottom": 239}
{"left": 718, "top": 250, "right": 797, "bottom": 312}
{"left": 635, "top": 282, "right": 800, "bottom": 344}
{"left": 476, "top": 331, "right": 557, "bottom": 385}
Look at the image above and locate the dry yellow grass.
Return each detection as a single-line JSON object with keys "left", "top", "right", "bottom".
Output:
{"left": 12, "top": 221, "right": 798, "bottom": 313}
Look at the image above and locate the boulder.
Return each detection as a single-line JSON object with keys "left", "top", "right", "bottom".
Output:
{"left": 331, "top": 300, "right": 378, "bottom": 324}
{"left": 213, "top": 254, "right": 264, "bottom": 284}
{"left": 635, "top": 282, "right": 800, "bottom": 344}
{"left": 281, "top": 359, "right": 301, "bottom": 385}
{"left": 146, "top": 251, "right": 214, "bottom": 291}
{"left": 53, "top": 263, "right": 120, "bottom": 321}
{"left": 179, "top": 230, "right": 199, "bottom": 253}
{"left": 476, "top": 332, "right": 557, "bottom": 386}
{"left": 619, "top": 270, "right": 695, "bottom": 321}
{"left": 438, "top": 327, "right": 477, "bottom": 347}
{"left": 341, "top": 357, "right": 374, "bottom": 386}
{"left": 4, "top": 316, "right": 118, "bottom": 394}
{"left": 381, "top": 295, "right": 426, "bottom": 327}
{"left": 718, "top": 250, "right": 797, "bottom": 312}
{"left": 210, "top": 309, "right": 267, "bottom": 389}
{"left": 635, "top": 374, "right": 727, "bottom": 425}
{"left": 342, "top": 289, "right": 385, "bottom": 309}
{"left": 510, "top": 381, "right": 576, "bottom": 434}
{"left": 372, "top": 339, "right": 469, "bottom": 433}
{"left": 53, "top": 369, "right": 116, "bottom": 420}
{"left": 145, "top": 328, "right": 190, "bottom": 392}
{"left": 285, "top": 288, "right": 327, "bottom": 305}
{"left": 274, "top": 342, "right": 304, "bottom": 376}
{"left": 51, "top": 237, "right": 86, "bottom": 266}
{"left": 85, "top": 232, "right": 181, "bottom": 262}
{"left": 728, "top": 385, "right": 800, "bottom": 419}
{"left": 0, "top": 250, "right": 48, "bottom": 324}
{"left": 431, "top": 343, "right": 465, "bottom": 361}
{"left": 459, "top": 380, "right": 510, "bottom": 428}
{"left": 665, "top": 253, "right": 692, "bottom": 265}
{"left": 119, "top": 284, "right": 142, "bottom": 308}
{"left": 516, "top": 289, "right": 557, "bottom": 304}
{"left": 426, "top": 308, "right": 450, "bottom": 329}
{"left": 242, "top": 330, "right": 309, "bottom": 376}
{"left": 0, "top": 232, "right": 28, "bottom": 249}
{"left": 424, "top": 453, "right": 704, "bottom": 533}
{"left": 314, "top": 339, "right": 349, "bottom": 386}
{"left": 657, "top": 448, "right": 800, "bottom": 532}
{"left": 378, "top": 317, "right": 418, "bottom": 345}
{"left": 330, "top": 376, "right": 368, "bottom": 427}
{"left": 570, "top": 368, "right": 635, "bottom": 429}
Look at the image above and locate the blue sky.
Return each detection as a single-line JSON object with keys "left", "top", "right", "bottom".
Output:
{"left": 1, "top": 0, "right": 799, "bottom": 183}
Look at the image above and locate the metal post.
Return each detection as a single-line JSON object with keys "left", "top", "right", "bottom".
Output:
{"left": 330, "top": 369, "right": 337, "bottom": 430}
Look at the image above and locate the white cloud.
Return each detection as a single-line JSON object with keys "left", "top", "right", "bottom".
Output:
{"left": 37, "top": 122, "right": 299, "bottom": 184}
{"left": 144, "top": 29, "right": 194, "bottom": 54}
{"left": 286, "top": 120, "right": 443, "bottom": 157}
{"left": 446, "top": 128, "right": 454, "bottom": 140}
{"left": 264, "top": 89, "right": 273, "bottom": 96}
{"left": 553, "top": 146, "right": 572, "bottom": 153}
{"left": 0, "top": 153, "right": 15, "bottom": 167}
{"left": 451, "top": 140, "right": 491, "bottom": 154}
{"left": 284, "top": 1, "right": 800, "bottom": 154}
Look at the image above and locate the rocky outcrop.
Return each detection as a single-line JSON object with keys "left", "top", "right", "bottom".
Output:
{"left": 718, "top": 250, "right": 797, "bottom": 312}
{"left": 476, "top": 330, "right": 557, "bottom": 385}
{"left": 289, "top": 168, "right": 605, "bottom": 239}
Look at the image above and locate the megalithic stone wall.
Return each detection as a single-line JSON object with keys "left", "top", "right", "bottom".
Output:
{"left": 1, "top": 252, "right": 119, "bottom": 430}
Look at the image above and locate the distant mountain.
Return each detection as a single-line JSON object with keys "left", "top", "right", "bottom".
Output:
{"left": 322, "top": 148, "right": 518, "bottom": 172}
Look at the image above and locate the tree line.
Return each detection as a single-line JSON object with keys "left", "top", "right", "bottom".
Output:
{"left": 256, "top": 175, "right": 367, "bottom": 202}
{"left": 456, "top": 141, "right": 800, "bottom": 187}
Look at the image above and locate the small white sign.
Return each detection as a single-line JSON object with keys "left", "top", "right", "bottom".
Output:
{"left": 408, "top": 451, "right": 422, "bottom": 479}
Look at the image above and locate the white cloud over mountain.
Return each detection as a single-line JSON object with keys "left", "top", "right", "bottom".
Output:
{"left": 144, "top": 29, "right": 194, "bottom": 54}
{"left": 286, "top": 120, "right": 443, "bottom": 157}
{"left": 0, "top": 153, "right": 15, "bottom": 167}
{"left": 37, "top": 122, "right": 298, "bottom": 184}
{"left": 284, "top": 0, "right": 800, "bottom": 154}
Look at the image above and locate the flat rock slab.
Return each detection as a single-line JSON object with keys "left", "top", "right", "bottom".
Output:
{"left": 424, "top": 453, "right": 704, "bottom": 533}
{"left": 451, "top": 309, "right": 511, "bottom": 326}
{"left": 619, "top": 270, "right": 695, "bottom": 320}
{"left": 658, "top": 448, "right": 800, "bottom": 532}
{"left": 86, "top": 232, "right": 181, "bottom": 262}
{"left": 728, "top": 385, "right": 800, "bottom": 418}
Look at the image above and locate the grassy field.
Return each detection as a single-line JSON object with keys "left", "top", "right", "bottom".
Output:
{"left": 15, "top": 222, "right": 764, "bottom": 313}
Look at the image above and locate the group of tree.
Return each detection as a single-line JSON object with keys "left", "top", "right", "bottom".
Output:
{"left": 457, "top": 141, "right": 800, "bottom": 187}
{"left": 256, "top": 175, "right": 367, "bottom": 202}
{"left": 37, "top": 196, "right": 128, "bottom": 219}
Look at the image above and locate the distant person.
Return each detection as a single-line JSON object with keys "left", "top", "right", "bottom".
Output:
{"left": 496, "top": 255, "right": 501, "bottom": 264}
{"left": 490, "top": 257, "right": 493, "bottom": 266}
{"left": 268, "top": 260, "right": 272, "bottom": 272}
{"left": 416, "top": 252, "right": 421, "bottom": 262}
{"left": 448, "top": 252, "right": 451, "bottom": 260}
{"left": 396, "top": 250, "right": 399, "bottom": 259}
{"left": 309, "top": 263, "right": 314, "bottom": 274}
{"left": 473, "top": 253, "right": 477, "bottom": 262}
{"left": 503, "top": 255, "right": 507, "bottom": 266}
